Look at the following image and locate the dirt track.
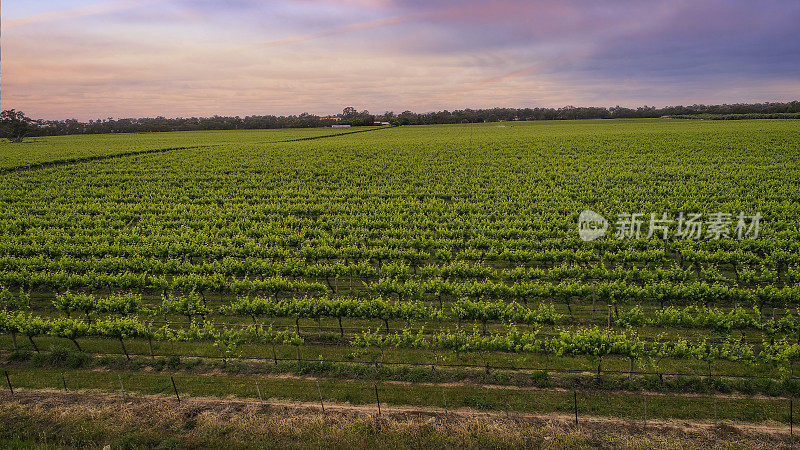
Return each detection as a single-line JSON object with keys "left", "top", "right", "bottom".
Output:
{"left": 2, "top": 387, "right": 794, "bottom": 438}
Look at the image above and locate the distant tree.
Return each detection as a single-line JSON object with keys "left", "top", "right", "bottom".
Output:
{"left": 0, "top": 110, "right": 34, "bottom": 143}
{"left": 342, "top": 107, "right": 358, "bottom": 119}
{"left": 358, "top": 110, "right": 375, "bottom": 126}
{"left": 339, "top": 107, "right": 375, "bottom": 126}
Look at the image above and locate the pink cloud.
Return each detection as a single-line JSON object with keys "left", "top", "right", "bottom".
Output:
{"left": 5, "top": 0, "right": 164, "bottom": 28}
{"left": 260, "top": 14, "right": 417, "bottom": 47}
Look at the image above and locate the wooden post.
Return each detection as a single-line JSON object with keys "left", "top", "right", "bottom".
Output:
{"left": 643, "top": 394, "right": 647, "bottom": 430}
{"left": 791, "top": 399, "right": 793, "bottom": 440}
{"left": 256, "top": 381, "right": 263, "bottom": 405}
{"left": 573, "top": 391, "right": 578, "bottom": 426}
{"left": 713, "top": 396, "right": 718, "bottom": 447}
{"left": 316, "top": 380, "right": 325, "bottom": 413}
{"left": 118, "top": 374, "right": 126, "bottom": 403}
{"left": 713, "top": 397, "right": 717, "bottom": 427}
{"left": 607, "top": 305, "right": 612, "bottom": 328}
{"left": 61, "top": 373, "right": 67, "bottom": 392}
{"left": 592, "top": 281, "right": 597, "bottom": 320}
{"left": 4, "top": 371, "right": 12, "bottom": 396}
{"left": 171, "top": 376, "right": 180, "bottom": 404}
{"left": 374, "top": 384, "right": 381, "bottom": 416}
{"left": 442, "top": 387, "right": 447, "bottom": 416}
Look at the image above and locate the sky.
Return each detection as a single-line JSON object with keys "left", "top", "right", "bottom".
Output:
{"left": 2, "top": 0, "right": 799, "bottom": 120}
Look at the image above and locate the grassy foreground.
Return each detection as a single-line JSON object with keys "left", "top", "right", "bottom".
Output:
{"left": 0, "top": 389, "right": 792, "bottom": 449}
{"left": 2, "top": 348, "right": 797, "bottom": 425}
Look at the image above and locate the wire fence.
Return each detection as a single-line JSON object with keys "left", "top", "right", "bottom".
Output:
{"left": 7, "top": 342, "right": 800, "bottom": 383}
{"left": 2, "top": 367, "right": 798, "bottom": 437}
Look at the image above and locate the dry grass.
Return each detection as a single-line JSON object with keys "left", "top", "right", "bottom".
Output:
{"left": 0, "top": 389, "right": 793, "bottom": 449}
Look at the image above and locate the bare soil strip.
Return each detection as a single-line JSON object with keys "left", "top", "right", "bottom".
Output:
{"left": 2, "top": 387, "right": 792, "bottom": 438}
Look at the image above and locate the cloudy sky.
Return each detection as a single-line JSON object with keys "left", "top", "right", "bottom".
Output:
{"left": 2, "top": 0, "right": 799, "bottom": 120}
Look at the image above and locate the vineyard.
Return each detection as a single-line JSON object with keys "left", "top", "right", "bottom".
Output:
{"left": 2, "top": 118, "right": 800, "bottom": 444}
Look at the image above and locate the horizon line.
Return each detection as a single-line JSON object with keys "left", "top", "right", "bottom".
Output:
{"left": 10, "top": 99, "right": 798, "bottom": 122}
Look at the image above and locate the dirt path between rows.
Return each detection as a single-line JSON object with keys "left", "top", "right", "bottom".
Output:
{"left": 264, "top": 372, "right": 793, "bottom": 401}
{"left": 2, "top": 387, "right": 793, "bottom": 440}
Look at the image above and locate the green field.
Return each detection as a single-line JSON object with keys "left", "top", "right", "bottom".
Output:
{"left": 2, "top": 119, "right": 800, "bottom": 440}
{"left": 0, "top": 126, "right": 373, "bottom": 170}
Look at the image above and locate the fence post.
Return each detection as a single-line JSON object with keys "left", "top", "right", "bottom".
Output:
{"left": 118, "top": 374, "right": 126, "bottom": 403}
{"left": 61, "top": 372, "right": 67, "bottom": 392}
{"left": 4, "top": 371, "right": 12, "bottom": 396}
{"left": 316, "top": 380, "right": 325, "bottom": 413}
{"left": 255, "top": 380, "right": 263, "bottom": 405}
{"left": 374, "top": 384, "right": 381, "bottom": 416}
{"left": 712, "top": 396, "right": 718, "bottom": 447}
{"left": 171, "top": 376, "right": 180, "bottom": 404}
{"left": 713, "top": 396, "right": 717, "bottom": 429}
{"left": 607, "top": 305, "right": 612, "bottom": 328}
{"left": 791, "top": 398, "right": 793, "bottom": 441}
{"left": 643, "top": 394, "right": 647, "bottom": 430}
{"left": 573, "top": 391, "right": 578, "bottom": 426}
{"left": 442, "top": 387, "right": 447, "bottom": 416}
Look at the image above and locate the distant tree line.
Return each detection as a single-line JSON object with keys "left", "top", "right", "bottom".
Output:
{"left": 670, "top": 112, "right": 800, "bottom": 120}
{"left": 384, "top": 102, "right": 800, "bottom": 125}
{"left": 30, "top": 113, "right": 341, "bottom": 137}
{"left": 5, "top": 101, "right": 799, "bottom": 138}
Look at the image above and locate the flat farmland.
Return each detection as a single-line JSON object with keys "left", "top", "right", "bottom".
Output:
{"left": 2, "top": 119, "right": 800, "bottom": 447}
